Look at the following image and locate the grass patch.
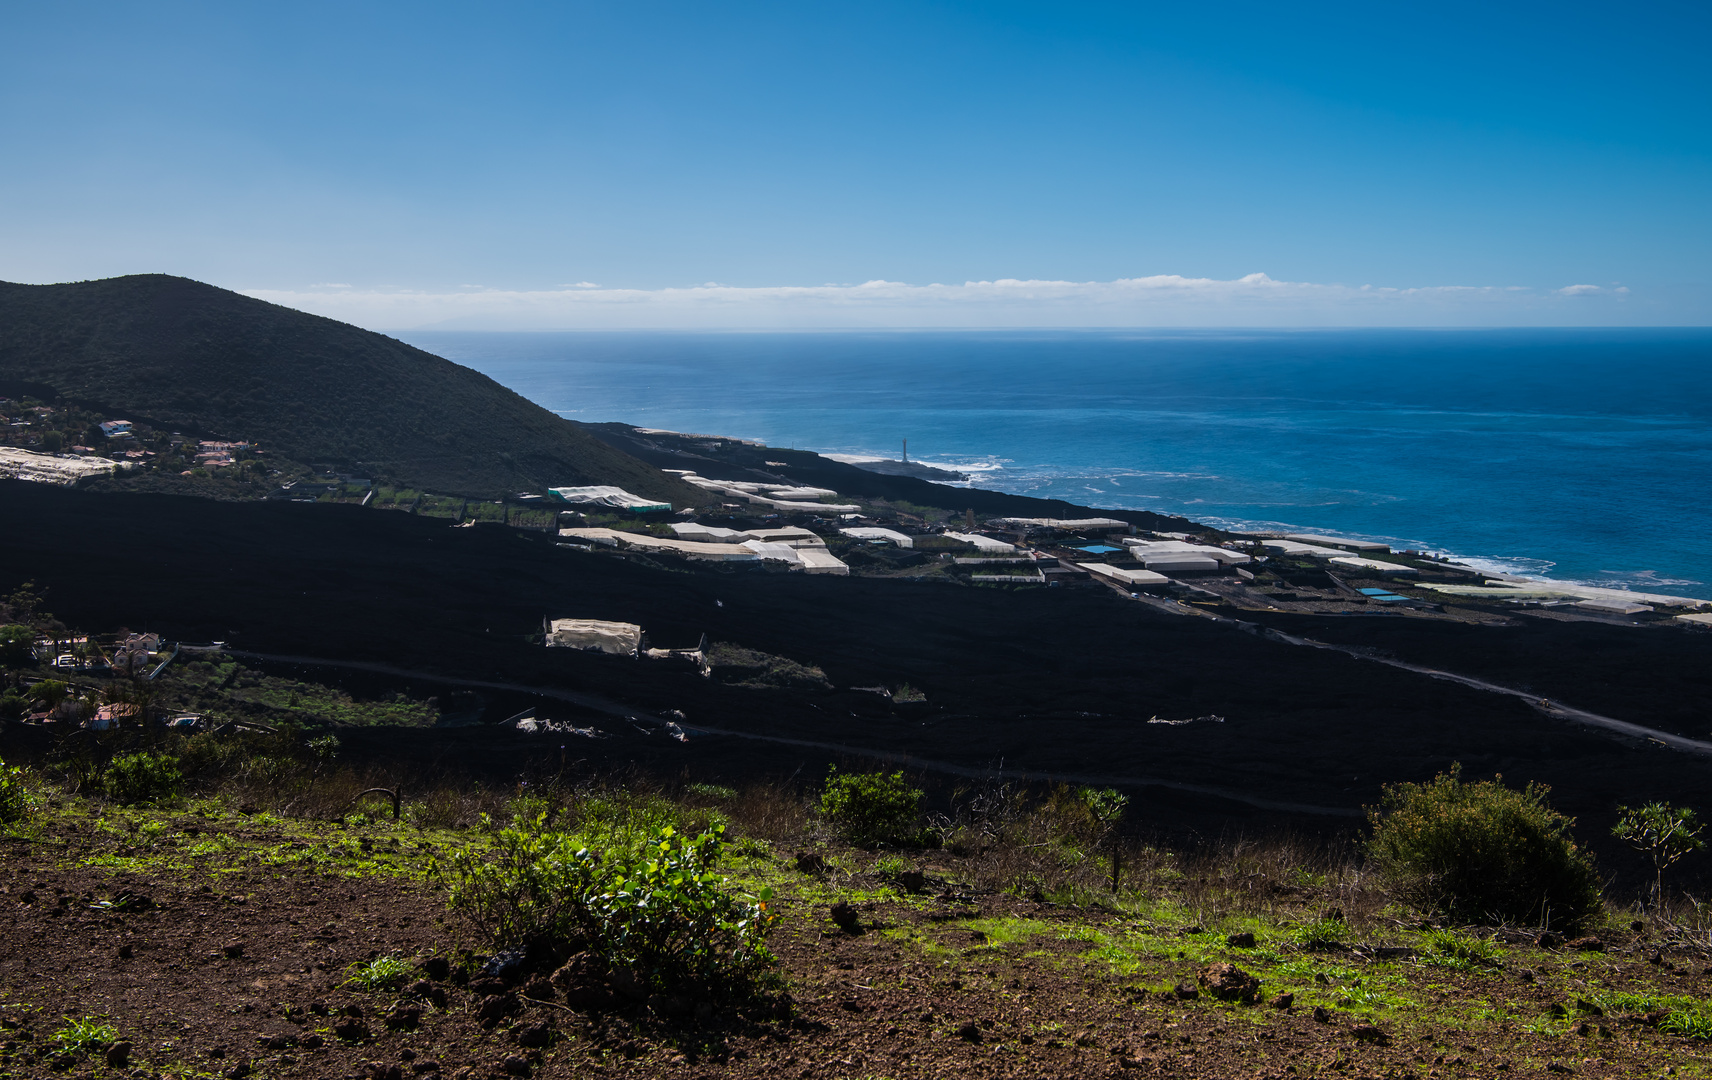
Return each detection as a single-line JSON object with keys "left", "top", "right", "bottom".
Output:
{"left": 52, "top": 1015, "right": 117, "bottom": 1057}
{"left": 1421, "top": 929, "right": 1504, "bottom": 971}
{"left": 1291, "top": 918, "right": 1346, "bottom": 950}
{"left": 1597, "top": 991, "right": 1712, "bottom": 1039}
{"left": 344, "top": 956, "right": 416, "bottom": 992}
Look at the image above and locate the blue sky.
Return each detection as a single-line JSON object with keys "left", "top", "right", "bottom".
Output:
{"left": 4, "top": 1, "right": 1708, "bottom": 326}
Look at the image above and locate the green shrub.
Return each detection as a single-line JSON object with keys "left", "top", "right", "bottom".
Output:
{"left": 0, "top": 757, "right": 33, "bottom": 823}
{"left": 1367, "top": 765, "right": 1601, "bottom": 930}
{"left": 819, "top": 767, "right": 925, "bottom": 847}
{"left": 447, "top": 819, "right": 776, "bottom": 993}
{"left": 102, "top": 751, "right": 183, "bottom": 804}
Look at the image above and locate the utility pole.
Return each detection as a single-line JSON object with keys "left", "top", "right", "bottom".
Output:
{"left": 902, "top": 439, "right": 908, "bottom": 463}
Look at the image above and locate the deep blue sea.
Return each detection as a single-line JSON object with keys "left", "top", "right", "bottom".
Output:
{"left": 398, "top": 329, "right": 1712, "bottom": 601}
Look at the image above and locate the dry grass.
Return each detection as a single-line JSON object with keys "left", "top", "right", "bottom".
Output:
{"left": 1170, "top": 833, "right": 1388, "bottom": 930}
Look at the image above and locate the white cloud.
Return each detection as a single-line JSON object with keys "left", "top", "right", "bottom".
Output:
{"left": 244, "top": 272, "right": 1648, "bottom": 330}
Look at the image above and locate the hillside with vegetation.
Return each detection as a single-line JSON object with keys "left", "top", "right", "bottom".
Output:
{"left": 0, "top": 275, "right": 701, "bottom": 502}
{"left": 1, "top": 726, "right": 1709, "bottom": 1080}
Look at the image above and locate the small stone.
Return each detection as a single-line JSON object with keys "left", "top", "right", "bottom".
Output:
{"left": 222, "top": 942, "right": 246, "bottom": 959}
{"left": 104, "top": 1041, "right": 132, "bottom": 1067}
{"left": 384, "top": 1004, "right": 423, "bottom": 1031}
{"left": 501, "top": 1056, "right": 531, "bottom": 1076}
{"left": 300, "top": 1034, "right": 324, "bottom": 1049}
{"left": 1270, "top": 992, "right": 1294, "bottom": 1010}
{"left": 1197, "top": 962, "right": 1261, "bottom": 1003}
{"left": 417, "top": 957, "right": 450, "bottom": 981}
{"left": 609, "top": 969, "right": 648, "bottom": 1001}
{"left": 332, "top": 1019, "right": 371, "bottom": 1042}
{"left": 1351, "top": 1024, "right": 1388, "bottom": 1044}
{"left": 829, "top": 901, "right": 862, "bottom": 934}
{"left": 1172, "top": 981, "right": 1199, "bottom": 1001}
{"left": 1226, "top": 932, "right": 1256, "bottom": 949}
{"left": 1312, "top": 1006, "right": 1332, "bottom": 1023}
{"left": 475, "top": 994, "right": 517, "bottom": 1023}
{"left": 515, "top": 1023, "right": 552, "bottom": 1049}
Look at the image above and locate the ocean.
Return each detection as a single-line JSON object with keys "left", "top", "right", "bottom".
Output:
{"left": 398, "top": 328, "right": 1712, "bottom": 601}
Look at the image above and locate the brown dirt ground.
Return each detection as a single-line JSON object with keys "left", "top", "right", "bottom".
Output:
{"left": 3, "top": 830, "right": 1710, "bottom": 1080}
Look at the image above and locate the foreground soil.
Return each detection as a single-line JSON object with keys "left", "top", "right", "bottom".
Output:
{"left": 2, "top": 807, "right": 1709, "bottom": 1080}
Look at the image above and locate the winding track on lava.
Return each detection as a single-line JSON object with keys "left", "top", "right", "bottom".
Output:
{"left": 230, "top": 613, "right": 1712, "bottom": 824}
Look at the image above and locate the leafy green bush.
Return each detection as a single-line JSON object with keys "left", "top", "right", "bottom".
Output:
{"left": 102, "top": 751, "right": 183, "bottom": 804}
{"left": 819, "top": 767, "right": 925, "bottom": 847}
{"left": 447, "top": 819, "right": 776, "bottom": 993}
{"left": 1367, "top": 766, "right": 1601, "bottom": 930}
{"left": 0, "top": 757, "right": 33, "bottom": 823}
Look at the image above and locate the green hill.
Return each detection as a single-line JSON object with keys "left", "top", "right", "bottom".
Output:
{"left": 0, "top": 274, "right": 701, "bottom": 502}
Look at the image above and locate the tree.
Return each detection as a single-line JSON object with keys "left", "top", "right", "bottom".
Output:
{"left": 0, "top": 625, "right": 34, "bottom": 668}
{"left": 1078, "top": 787, "right": 1130, "bottom": 892}
{"left": 26, "top": 679, "right": 70, "bottom": 712}
{"left": 1613, "top": 802, "right": 1705, "bottom": 905}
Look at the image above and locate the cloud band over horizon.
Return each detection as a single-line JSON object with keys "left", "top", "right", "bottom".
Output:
{"left": 245, "top": 272, "right": 1645, "bottom": 331}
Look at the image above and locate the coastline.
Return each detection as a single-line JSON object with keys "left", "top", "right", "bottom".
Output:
{"left": 821, "top": 451, "right": 1712, "bottom": 610}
